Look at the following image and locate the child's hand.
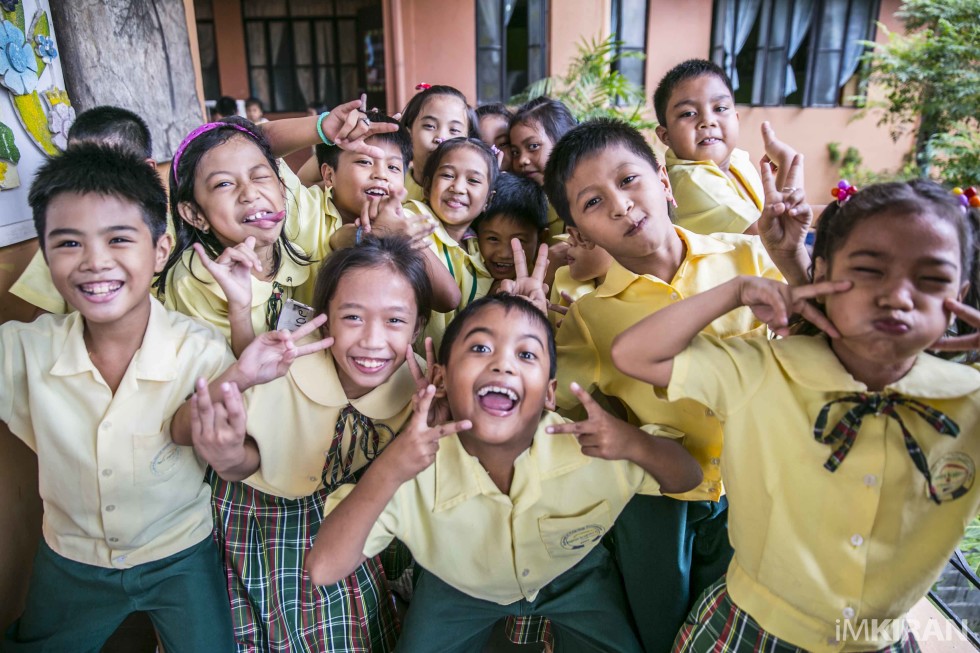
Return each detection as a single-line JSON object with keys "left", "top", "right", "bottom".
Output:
{"left": 757, "top": 154, "right": 812, "bottom": 256}
{"left": 194, "top": 237, "right": 262, "bottom": 310}
{"left": 546, "top": 382, "right": 639, "bottom": 460}
{"left": 236, "top": 314, "right": 333, "bottom": 388}
{"left": 760, "top": 121, "right": 798, "bottom": 191}
{"left": 498, "top": 239, "right": 550, "bottom": 314}
{"left": 405, "top": 340, "right": 451, "bottom": 424}
{"left": 322, "top": 94, "right": 399, "bottom": 160}
{"left": 735, "top": 276, "right": 849, "bottom": 337}
{"left": 358, "top": 188, "right": 434, "bottom": 250}
{"left": 931, "top": 299, "right": 980, "bottom": 352}
{"left": 189, "top": 377, "right": 249, "bottom": 474}
{"left": 382, "top": 385, "right": 472, "bottom": 484}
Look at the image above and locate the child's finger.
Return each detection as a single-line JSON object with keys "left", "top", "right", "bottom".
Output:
{"left": 293, "top": 335, "right": 334, "bottom": 358}
{"left": 793, "top": 280, "right": 852, "bottom": 301}
{"left": 929, "top": 333, "right": 980, "bottom": 352}
{"left": 194, "top": 378, "right": 215, "bottom": 436}
{"left": 545, "top": 419, "right": 593, "bottom": 435}
{"left": 563, "top": 381, "right": 604, "bottom": 419}
{"left": 424, "top": 337, "right": 436, "bottom": 378}
{"left": 759, "top": 157, "right": 778, "bottom": 197}
{"left": 548, "top": 303, "right": 569, "bottom": 316}
{"left": 190, "top": 395, "right": 202, "bottom": 442}
{"left": 783, "top": 153, "right": 805, "bottom": 190}
{"left": 433, "top": 419, "right": 472, "bottom": 439}
{"left": 511, "top": 239, "right": 529, "bottom": 279}
{"left": 290, "top": 313, "right": 328, "bottom": 341}
{"left": 944, "top": 298, "right": 980, "bottom": 328}
{"left": 411, "top": 384, "right": 437, "bottom": 426}
{"left": 194, "top": 243, "right": 221, "bottom": 274}
{"left": 406, "top": 344, "right": 425, "bottom": 384}
{"left": 530, "top": 243, "right": 550, "bottom": 283}
{"left": 213, "top": 400, "right": 230, "bottom": 435}
{"left": 222, "top": 382, "right": 247, "bottom": 436}
{"left": 798, "top": 302, "right": 840, "bottom": 339}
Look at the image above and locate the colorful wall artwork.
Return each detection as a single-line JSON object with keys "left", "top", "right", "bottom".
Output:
{"left": 0, "top": 0, "right": 71, "bottom": 247}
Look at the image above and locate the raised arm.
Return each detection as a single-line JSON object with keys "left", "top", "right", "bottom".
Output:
{"left": 187, "top": 378, "right": 261, "bottom": 481}
{"left": 756, "top": 152, "right": 813, "bottom": 286}
{"left": 260, "top": 96, "right": 398, "bottom": 160}
{"left": 305, "top": 385, "right": 471, "bottom": 586}
{"left": 545, "top": 382, "right": 702, "bottom": 493}
{"left": 611, "top": 276, "right": 850, "bottom": 388}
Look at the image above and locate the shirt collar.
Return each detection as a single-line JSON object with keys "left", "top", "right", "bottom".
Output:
{"left": 290, "top": 345, "right": 420, "bottom": 419}
{"left": 433, "top": 411, "right": 591, "bottom": 512}
{"left": 50, "top": 298, "right": 179, "bottom": 381}
{"left": 771, "top": 335, "right": 980, "bottom": 398}
{"left": 596, "top": 226, "right": 735, "bottom": 297}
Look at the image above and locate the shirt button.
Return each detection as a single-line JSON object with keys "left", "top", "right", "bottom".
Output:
{"left": 710, "top": 458, "right": 720, "bottom": 466}
{"left": 670, "top": 292, "right": 680, "bottom": 300}
{"left": 115, "top": 555, "right": 126, "bottom": 564}
{"left": 109, "top": 537, "right": 119, "bottom": 543}
{"left": 521, "top": 568, "right": 530, "bottom": 577}
{"left": 309, "top": 476, "right": 318, "bottom": 482}
{"left": 842, "top": 606, "right": 855, "bottom": 619}
{"left": 102, "top": 469, "right": 113, "bottom": 477}
{"left": 864, "top": 474, "right": 877, "bottom": 487}
{"left": 850, "top": 534, "right": 864, "bottom": 547}
{"left": 101, "top": 422, "right": 111, "bottom": 430}
{"left": 105, "top": 505, "right": 115, "bottom": 512}
{"left": 705, "top": 409, "right": 714, "bottom": 417}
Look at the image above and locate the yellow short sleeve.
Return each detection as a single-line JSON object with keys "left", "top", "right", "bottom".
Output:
{"left": 666, "top": 334, "right": 770, "bottom": 419}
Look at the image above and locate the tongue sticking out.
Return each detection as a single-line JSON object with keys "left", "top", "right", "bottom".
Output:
{"left": 479, "top": 392, "right": 516, "bottom": 412}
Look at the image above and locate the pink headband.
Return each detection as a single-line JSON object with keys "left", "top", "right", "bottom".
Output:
{"left": 172, "top": 122, "right": 260, "bottom": 184}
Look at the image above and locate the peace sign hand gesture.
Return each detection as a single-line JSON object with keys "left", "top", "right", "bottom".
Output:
{"left": 735, "top": 275, "right": 850, "bottom": 337}
{"left": 545, "top": 382, "right": 640, "bottom": 460}
{"left": 498, "top": 238, "right": 550, "bottom": 315}
{"left": 235, "top": 314, "right": 334, "bottom": 389}
{"left": 405, "top": 339, "right": 451, "bottom": 424}
{"left": 321, "top": 94, "right": 400, "bottom": 159}
{"left": 194, "top": 237, "right": 262, "bottom": 311}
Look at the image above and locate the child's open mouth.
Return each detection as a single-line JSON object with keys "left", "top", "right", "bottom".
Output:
{"left": 698, "top": 137, "right": 722, "bottom": 146}
{"left": 78, "top": 280, "right": 123, "bottom": 302}
{"left": 242, "top": 210, "right": 286, "bottom": 228}
{"left": 476, "top": 385, "right": 519, "bottom": 416}
{"left": 365, "top": 187, "right": 388, "bottom": 198}
{"left": 351, "top": 357, "right": 391, "bottom": 374}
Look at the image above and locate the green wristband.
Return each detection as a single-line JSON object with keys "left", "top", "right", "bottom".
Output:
{"left": 316, "top": 111, "right": 335, "bottom": 146}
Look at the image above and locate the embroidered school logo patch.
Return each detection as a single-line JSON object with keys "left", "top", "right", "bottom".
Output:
{"left": 151, "top": 442, "right": 181, "bottom": 477}
{"left": 560, "top": 524, "right": 605, "bottom": 550}
{"left": 930, "top": 452, "right": 975, "bottom": 502}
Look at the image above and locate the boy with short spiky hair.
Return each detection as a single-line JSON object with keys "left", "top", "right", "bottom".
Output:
{"left": 0, "top": 144, "right": 235, "bottom": 651}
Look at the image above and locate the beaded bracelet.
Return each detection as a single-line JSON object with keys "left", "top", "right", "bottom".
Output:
{"left": 316, "top": 111, "right": 335, "bottom": 146}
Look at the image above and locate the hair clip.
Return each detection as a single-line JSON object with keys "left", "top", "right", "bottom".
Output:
{"left": 830, "top": 179, "right": 857, "bottom": 205}
{"left": 489, "top": 144, "right": 501, "bottom": 155}
{"left": 953, "top": 186, "right": 980, "bottom": 208}
{"left": 415, "top": 82, "right": 432, "bottom": 91}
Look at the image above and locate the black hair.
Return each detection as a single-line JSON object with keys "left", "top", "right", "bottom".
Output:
{"left": 476, "top": 173, "right": 548, "bottom": 233}
{"left": 316, "top": 110, "right": 412, "bottom": 172}
{"left": 438, "top": 294, "right": 557, "bottom": 379}
{"left": 67, "top": 106, "right": 153, "bottom": 159}
{"left": 312, "top": 235, "right": 432, "bottom": 332}
{"left": 421, "top": 137, "right": 500, "bottom": 198}
{"left": 29, "top": 143, "right": 167, "bottom": 251}
{"left": 213, "top": 96, "right": 238, "bottom": 118}
{"left": 155, "top": 116, "right": 310, "bottom": 297}
{"left": 399, "top": 85, "right": 475, "bottom": 135}
{"left": 245, "top": 97, "right": 264, "bottom": 110}
{"left": 653, "top": 59, "right": 734, "bottom": 127}
{"left": 510, "top": 96, "right": 577, "bottom": 148}
{"left": 543, "top": 118, "right": 663, "bottom": 227}
{"left": 476, "top": 103, "right": 514, "bottom": 122}
{"left": 799, "top": 180, "right": 980, "bottom": 341}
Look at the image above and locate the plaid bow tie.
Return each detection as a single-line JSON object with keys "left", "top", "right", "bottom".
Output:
{"left": 322, "top": 404, "right": 383, "bottom": 489}
{"left": 813, "top": 393, "right": 959, "bottom": 504}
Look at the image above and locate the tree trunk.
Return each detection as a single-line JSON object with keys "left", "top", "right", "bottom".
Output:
{"left": 48, "top": 0, "right": 204, "bottom": 161}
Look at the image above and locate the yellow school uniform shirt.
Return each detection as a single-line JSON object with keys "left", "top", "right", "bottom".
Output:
{"left": 407, "top": 200, "right": 492, "bottom": 350}
{"left": 543, "top": 203, "right": 565, "bottom": 245}
{"left": 241, "top": 346, "right": 419, "bottom": 498}
{"left": 555, "top": 227, "right": 781, "bottom": 501}
{"left": 0, "top": 299, "right": 234, "bottom": 569}
{"left": 325, "top": 411, "right": 662, "bottom": 605}
{"left": 666, "top": 147, "right": 764, "bottom": 235}
{"left": 404, "top": 168, "right": 426, "bottom": 203}
{"left": 279, "top": 159, "right": 344, "bottom": 258}
{"left": 666, "top": 334, "right": 980, "bottom": 653}
{"left": 547, "top": 266, "right": 596, "bottom": 329}
{"left": 8, "top": 249, "right": 69, "bottom": 314}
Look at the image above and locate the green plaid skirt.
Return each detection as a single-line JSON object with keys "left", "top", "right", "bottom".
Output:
{"left": 209, "top": 469, "right": 399, "bottom": 653}
{"left": 673, "top": 579, "right": 921, "bottom": 653}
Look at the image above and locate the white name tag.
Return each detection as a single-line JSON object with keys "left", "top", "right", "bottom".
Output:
{"left": 276, "top": 299, "right": 315, "bottom": 332}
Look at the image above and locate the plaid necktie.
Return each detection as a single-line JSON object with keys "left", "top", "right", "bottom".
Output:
{"left": 322, "top": 404, "right": 383, "bottom": 489}
{"left": 813, "top": 393, "right": 959, "bottom": 504}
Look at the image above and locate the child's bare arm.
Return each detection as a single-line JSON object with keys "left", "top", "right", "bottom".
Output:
{"left": 296, "top": 155, "right": 323, "bottom": 187}
{"left": 757, "top": 154, "right": 813, "bottom": 286}
{"left": 422, "top": 248, "right": 463, "bottom": 312}
{"left": 305, "top": 385, "right": 471, "bottom": 586}
{"left": 611, "top": 276, "right": 851, "bottom": 388}
{"left": 192, "top": 239, "right": 262, "bottom": 356}
{"left": 546, "top": 382, "right": 703, "bottom": 493}
{"left": 260, "top": 97, "right": 397, "bottom": 159}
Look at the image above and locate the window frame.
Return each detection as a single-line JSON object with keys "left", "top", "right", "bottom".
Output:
{"left": 610, "top": 0, "right": 648, "bottom": 105}
{"left": 476, "top": 0, "right": 549, "bottom": 105}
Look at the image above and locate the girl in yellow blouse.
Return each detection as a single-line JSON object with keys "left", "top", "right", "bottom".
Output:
{"left": 613, "top": 180, "right": 980, "bottom": 653}
{"left": 173, "top": 236, "right": 435, "bottom": 652}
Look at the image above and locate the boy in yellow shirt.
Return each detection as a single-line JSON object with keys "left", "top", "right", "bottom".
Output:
{"left": 305, "top": 294, "right": 704, "bottom": 653}
{"left": 653, "top": 59, "right": 795, "bottom": 236}
{"left": 3, "top": 106, "right": 158, "bottom": 322}
{"left": 542, "top": 118, "right": 783, "bottom": 652}
{"left": 0, "top": 145, "right": 235, "bottom": 650}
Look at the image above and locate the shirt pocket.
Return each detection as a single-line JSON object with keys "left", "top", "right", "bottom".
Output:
{"left": 538, "top": 501, "right": 612, "bottom": 559}
{"left": 133, "top": 428, "right": 184, "bottom": 485}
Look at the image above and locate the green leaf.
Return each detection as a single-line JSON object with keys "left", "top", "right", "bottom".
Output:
{"left": 0, "top": 121, "right": 20, "bottom": 163}
{"left": 1, "top": 2, "right": 26, "bottom": 32}
{"left": 28, "top": 10, "right": 51, "bottom": 78}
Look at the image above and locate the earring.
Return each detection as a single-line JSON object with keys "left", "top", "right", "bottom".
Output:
{"left": 201, "top": 225, "right": 210, "bottom": 234}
